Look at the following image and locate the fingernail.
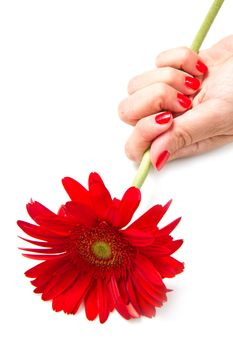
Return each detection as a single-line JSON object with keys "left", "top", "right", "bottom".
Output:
{"left": 177, "top": 93, "right": 192, "bottom": 109}
{"left": 155, "top": 111, "right": 172, "bottom": 125}
{"left": 155, "top": 150, "right": 170, "bottom": 171}
{"left": 196, "top": 60, "right": 208, "bottom": 74}
{"left": 185, "top": 76, "right": 200, "bottom": 90}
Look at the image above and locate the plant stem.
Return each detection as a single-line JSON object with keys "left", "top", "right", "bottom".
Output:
{"left": 190, "top": 0, "right": 224, "bottom": 52}
{"left": 132, "top": 150, "right": 151, "bottom": 189}
{"left": 132, "top": 0, "right": 225, "bottom": 189}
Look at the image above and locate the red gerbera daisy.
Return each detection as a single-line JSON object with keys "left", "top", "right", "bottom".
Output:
{"left": 18, "top": 172, "right": 184, "bottom": 323}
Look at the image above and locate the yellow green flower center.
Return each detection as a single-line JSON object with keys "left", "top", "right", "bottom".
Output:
{"left": 91, "top": 241, "right": 112, "bottom": 260}
{"left": 70, "top": 221, "right": 135, "bottom": 276}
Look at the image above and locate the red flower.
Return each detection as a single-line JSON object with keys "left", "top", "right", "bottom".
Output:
{"left": 18, "top": 172, "right": 184, "bottom": 323}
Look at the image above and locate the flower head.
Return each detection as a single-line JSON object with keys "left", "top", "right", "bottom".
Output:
{"left": 18, "top": 172, "right": 184, "bottom": 323}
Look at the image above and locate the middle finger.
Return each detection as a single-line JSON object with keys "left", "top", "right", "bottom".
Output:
{"left": 119, "top": 82, "right": 192, "bottom": 125}
{"left": 128, "top": 67, "right": 201, "bottom": 95}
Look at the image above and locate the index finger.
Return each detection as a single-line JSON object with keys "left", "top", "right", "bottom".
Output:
{"left": 156, "top": 47, "right": 208, "bottom": 76}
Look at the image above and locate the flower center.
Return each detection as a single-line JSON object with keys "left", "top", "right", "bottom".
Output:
{"left": 69, "top": 221, "right": 135, "bottom": 276}
{"left": 91, "top": 241, "right": 112, "bottom": 260}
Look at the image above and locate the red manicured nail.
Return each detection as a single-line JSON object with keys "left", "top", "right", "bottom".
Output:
{"left": 155, "top": 111, "right": 172, "bottom": 125}
{"left": 196, "top": 60, "right": 208, "bottom": 74}
{"left": 185, "top": 76, "right": 200, "bottom": 90}
{"left": 155, "top": 150, "right": 170, "bottom": 171}
{"left": 177, "top": 93, "right": 192, "bottom": 109}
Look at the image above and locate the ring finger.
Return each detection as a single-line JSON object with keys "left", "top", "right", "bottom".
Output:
{"left": 128, "top": 67, "right": 201, "bottom": 96}
{"left": 125, "top": 111, "right": 173, "bottom": 162}
{"left": 119, "top": 82, "right": 192, "bottom": 125}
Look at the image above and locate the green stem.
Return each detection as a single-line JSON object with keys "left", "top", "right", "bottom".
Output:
{"left": 190, "top": 0, "right": 224, "bottom": 52}
{"left": 132, "top": 149, "right": 151, "bottom": 189}
{"left": 132, "top": 0, "right": 224, "bottom": 189}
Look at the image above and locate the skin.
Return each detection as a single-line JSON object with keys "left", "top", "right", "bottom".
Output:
{"left": 118, "top": 35, "right": 233, "bottom": 169}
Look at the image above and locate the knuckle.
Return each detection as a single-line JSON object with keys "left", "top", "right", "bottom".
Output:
{"left": 174, "top": 126, "right": 193, "bottom": 149}
{"left": 118, "top": 99, "right": 130, "bottom": 123}
{"left": 155, "top": 51, "right": 166, "bottom": 66}
{"left": 124, "top": 141, "right": 136, "bottom": 161}
{"left": 136, "top": 119, "right": 150, "bottom": 141}
{"left": 163, "top": 67, "right": 177, "bottom": 83}
{"left": 118, "top": 99, "right": 137, "bottom": 125}
{"left": 179, "top": 47, "right": 192, "bottom": 63}
{"left": 152, "top": 82, "right": 167, "bottom": 109}
{"left": 155, "top": 55, "right": 160, "bottom": 66}
{"left": 193, "top": 141, "right": 201, "bottom": 153}
{"left": 127, "top": 76, "right": 138, "bottom": 94}
{"left": 156, "top": 82, "right": 168, "bottom": 96}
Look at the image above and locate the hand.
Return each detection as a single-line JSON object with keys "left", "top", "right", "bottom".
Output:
{"left": 118, "top": 35, "right": 233, "bottom": 170}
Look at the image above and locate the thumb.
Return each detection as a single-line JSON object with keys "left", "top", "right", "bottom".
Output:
{"left": 150, "top": 99, "right": 223, "bottom": 170}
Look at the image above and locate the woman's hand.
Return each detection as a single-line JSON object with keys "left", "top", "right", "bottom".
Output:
{"left": 118, "top": 35, "right": 233, "bottom": 170}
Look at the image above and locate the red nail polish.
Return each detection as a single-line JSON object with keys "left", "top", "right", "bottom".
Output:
{"left": 177, "top": 93, "right": 192, "bottom": 109}
{"left": 185, "top": 76, "right": 200, "bottom": 90}
{"left": 156, "top": 150, "right": 170, "bottom": 171}
{"left": 196, "top": 60, "right": 208, "bottom": 74}
{"left": 155, "top": 111, "right": 172, "bottom": 124}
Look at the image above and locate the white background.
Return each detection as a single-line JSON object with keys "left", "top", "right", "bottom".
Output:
{"left": 0, "top": 0, "right": 233, "bottom": 349}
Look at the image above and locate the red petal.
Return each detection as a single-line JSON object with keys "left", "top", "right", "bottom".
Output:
{"left": 51, "top": 261, "right": 74, "bottom": 276}
{"left": 107, "top": 283, "right": 115, "bottom": 313}
{"left": 34, "top": 216, "right": 78, "bottom": 234}
{"left": 57, "top": 206, "right": 67, "bottom": 216}
{"left": 26, "top": 201, "right": 56, "bottom": 223}
{"left": 40, "top": 273, "right": 61, "bottom": 296}
{"left": 67, "top": 274, "right": 93, "bottom": 314}
{"left": 118, "top": 278, "right": 129, "bottom": 305}
{"left": 132, "top": 270, "right": 166, "bottom": 307}
{"left": 25, "top": 258, "right": 66, "bottom": 278}
{"left": 136, "top": 268, "right": 167, "bottom": 300}
{"left": 105, "top": 198, "right": 121, "bottom": 224}
{"left": 111, "top": 187, "right": 141, "bottom": 228}
{"left": 163, "top": 199, "right": 172, "bottom": 211}
{"left": 97, "top": 279, "right": 110, "bottom": 324}
{"left": 135, "top": 254, "right": 164, "bottom": 286}
{"left": 62, "top": 177, "right": 91, "bottom": 207}
{"left": 127, "top": 200, "right": 172, "bottom": 231}
{"left": 126, "top": 278, "right": 141, "bottom": 315}
{"left": 31, "top": 261, "right": 73, "bottom": 291}
{"left": 22, "top": 252, "right": 68, "bottom": 260}
{"left": 19, "top": 236, "right": 64, "bottom": 248}
{"left": 33, "top": 274, "right": 52, "bottom": 293}
{"left": 85, "top": 281, "right": 98, "bottom": 321}
{"left": 88, "top": 172, "right": 112, "bottom": 219}
{"left": 109, "top": 275, "right": 133, "bottom": 320}
{"left": 64, "top": 201, "right": 97, "bottom": 227}
{"left": 158, "top": 217, "right": 181, "bottom": 236}
{"left": 140, "top": 244, "right": 171, "bottom": 257}
{"left": 19, "top": 246, "right": 65, "bottom": 254}
{"left": 42, "top": 268, "right": 79, "bottom": 301}
{"left": 136, "top": 292, "right": 156, "bottom": 318}
{"left": 127, "top": 303, "right": 140, "bottom": 318}
{"left": 17, "top": 220, "right": 67, "bottom": 241}
{"left": 130, "top": 273, "right": 157, "bottom": 318}
{"left": 122, "top": 228, "right": 154, "bottom": 247}
{"left": 154, "top": 256, "right": 184, "bottom": 278}
{"left": 52, "top": 274, "right": 92, "bottom": 314}
{"left": 132, "top": 279, "right": 162, "bottom": 307}
{"left": 167, "top": 239, "right": 183, "bottom": 254}
{"left": 127, "top": 205, "right": 163, "bottom": 231}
